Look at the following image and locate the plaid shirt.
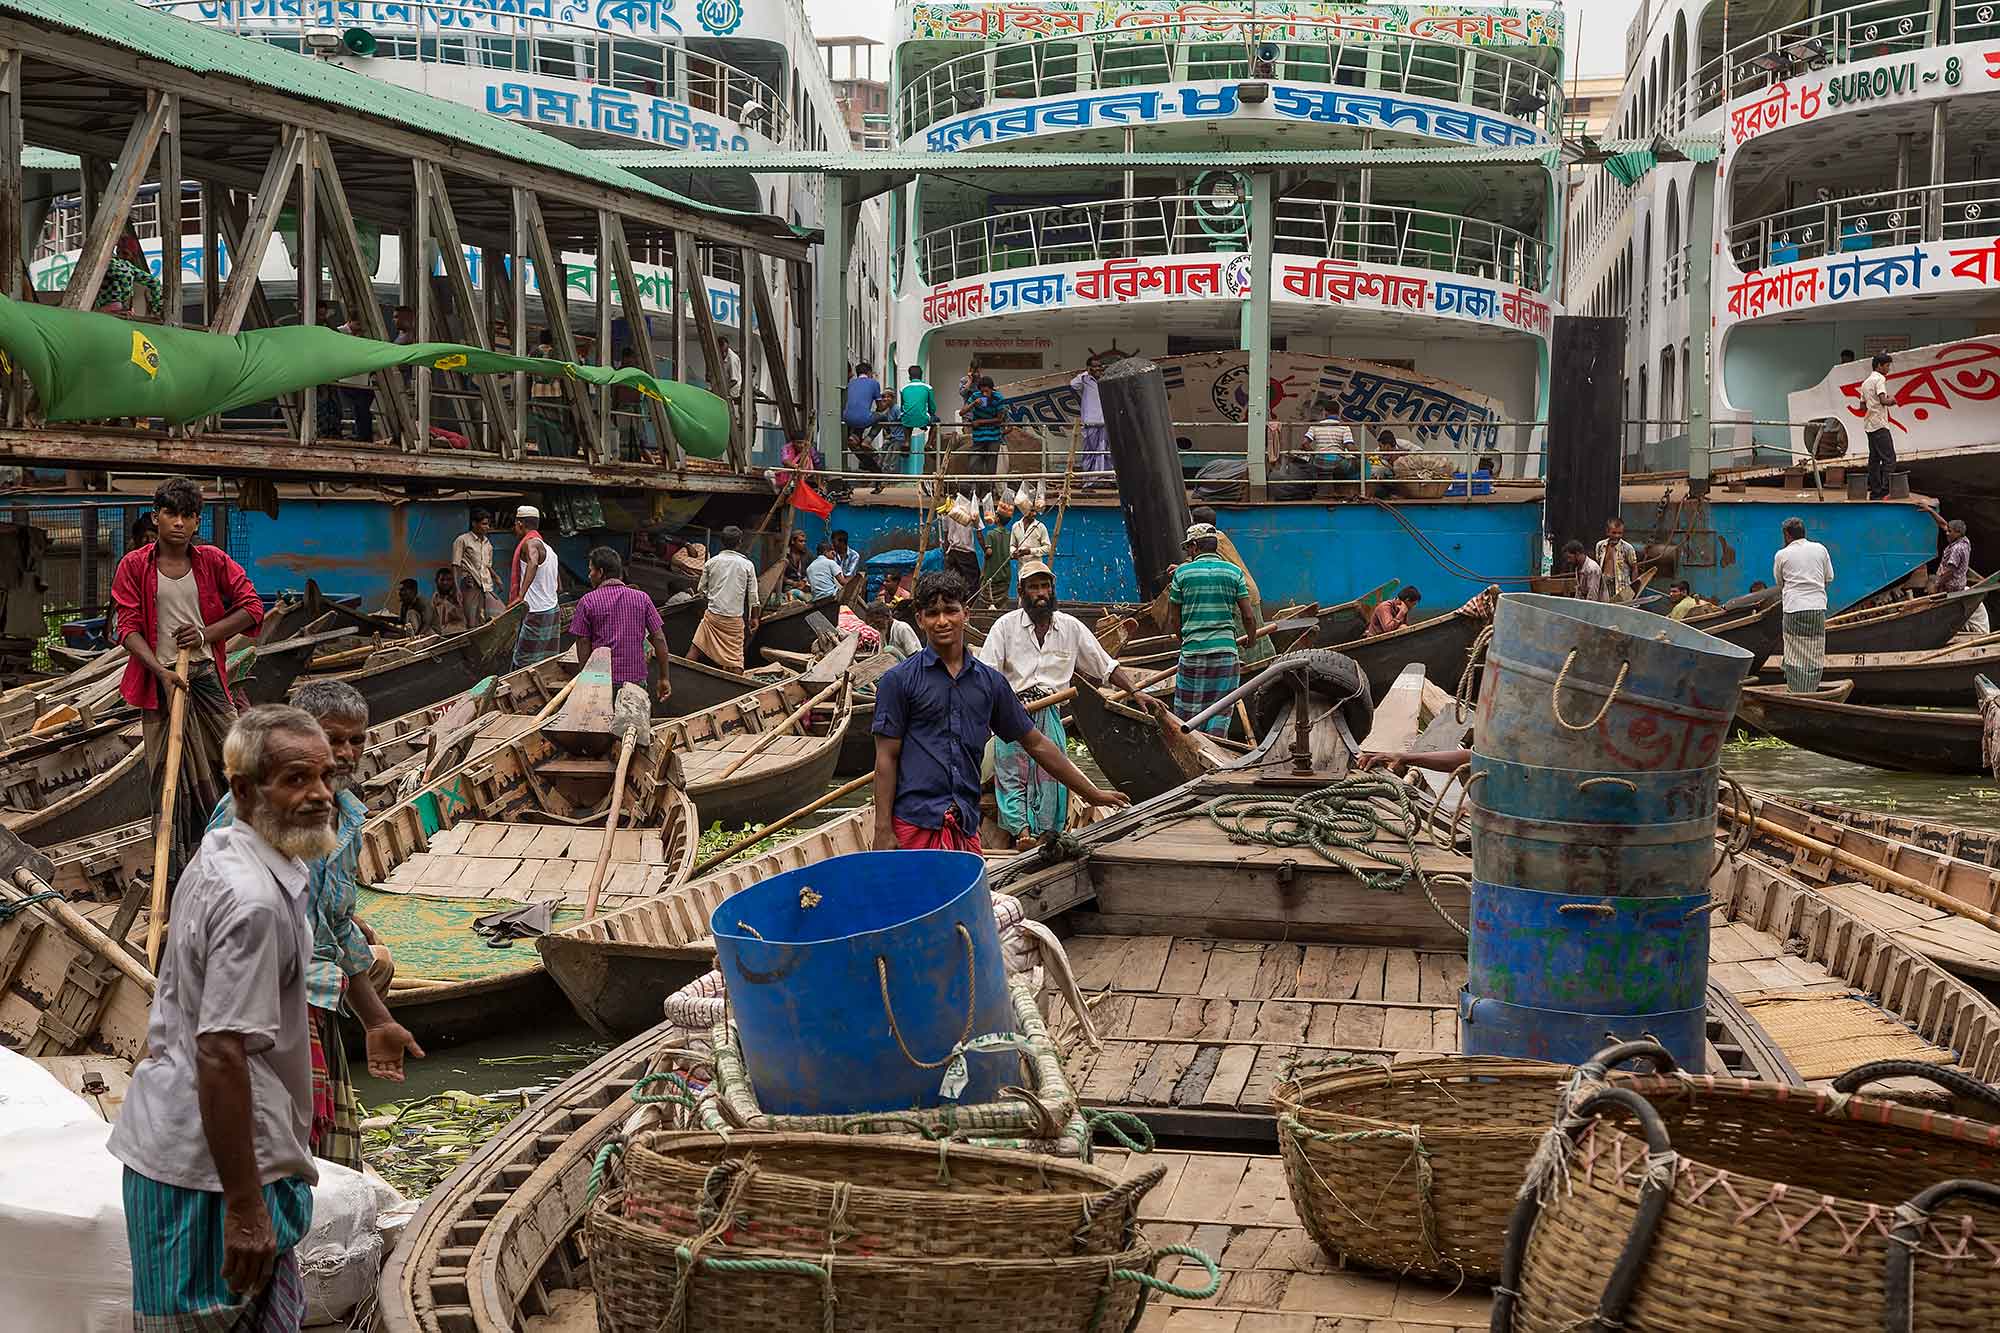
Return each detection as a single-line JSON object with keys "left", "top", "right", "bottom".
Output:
{"left": 208, "top": 788, "right": 372, "bottom": 1012}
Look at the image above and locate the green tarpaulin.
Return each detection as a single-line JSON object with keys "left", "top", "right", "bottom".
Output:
{"left": 0, "top": 296, "right": 732, "bottom": 459}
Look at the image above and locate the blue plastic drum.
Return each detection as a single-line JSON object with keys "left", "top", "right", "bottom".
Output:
{"left": 711, "top": 850, "right": 1016, "bottom": 1116}
{"left": 1459, "top": 990, "right": 1708, "bottom": 1071}
{"left": 1467, "top": 883, "right": 1710, "bottom": 1015}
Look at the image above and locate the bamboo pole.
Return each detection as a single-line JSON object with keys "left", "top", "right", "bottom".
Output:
{"left": 1048, "top": 422, "right": 1081, "bottom": 555}
{"left": 1914, "top": 631, "right": 2000, "bottom": 665}
{"left": 690, "top": 771, "right": 872, "bottom": 877}
{"left": 582, "top": 732, "right": 639, "bottom": 920}
{"left": 145, "top": 647, "right": 193, "bottom": 969}
{"left": 714, "top": 679, "right": 844, "bottom": 783}
{"left": 3, "top": 869, "right": 155, "bottom": 996}
{"left": 1724, "top": 806, "right": 2000, "bottom": 933}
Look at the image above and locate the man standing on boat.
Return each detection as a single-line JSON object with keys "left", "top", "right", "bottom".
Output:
{"left": 111, "top": 706, "right": 337, "bottom": 1333}
{"left": 509, "top": 505, "right": 562, "bottom": 669}
{"left": 938, "top": 496, "right": 984, "bottom": 594}
{"left": 1008, "top": 501, "right": 1052, "bottom": 595}
{"left": 112, "top": 475, "right": 265, "bottom": 888}
{"left": 206, "top": 683, "right": 422, "bottom": 1173}
{"left": 1932, "top": 519, "right": 1989, "bottom": 635}
{"left": 1166, "top": 523, "right": 1259, "bottom": 737}
{"left": 1775, "top": 516, "right": 1835, "bottom": 693}
{"left": 452, "top": 508, "right": 500, "bottom": 629}
{"left": 689, "top": 525, "right": 759, "bottom": 672}
{"left": 1862, "top": 351, "right": 1897, "bottom": 500}
{"left": 1561, "top": 540, "right": 1601, "bottom": 601}
{"left": 1070, "top": 356, "right": 1111, "bottom": 482}
{"left": 872, "top": 570, "right": 1126, "bottom": 852}
{"left": 898, "top": 364, "right": 939, "bottom": 477}
{"left": 978, "top": 559, "right": 1148, "bottom": 849}
{"left": 572, "top": 546, "right": 674, "bottom": 708}
{"left": 1592, "top": 516, "right": 1640, "bottom": 603}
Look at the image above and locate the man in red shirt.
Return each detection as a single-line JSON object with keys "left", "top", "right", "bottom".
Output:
{"left": 1364, "top": 586, "right": 1421, "bottom": 638}
{"left": 111, "top": 476, "right": 264, "bottom": 884}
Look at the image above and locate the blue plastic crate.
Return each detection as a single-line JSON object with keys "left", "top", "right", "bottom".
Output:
{"left": 1445, "top": 469, "right": 1495, "bottom": 497}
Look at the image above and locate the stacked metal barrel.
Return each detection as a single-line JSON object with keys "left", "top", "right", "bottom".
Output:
{"left": 1458, "top": 593, "right": 1754, "bottom": 1070}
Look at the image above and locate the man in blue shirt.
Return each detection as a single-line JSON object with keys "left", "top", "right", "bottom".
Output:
{"left": 843, "top": 361, "right": 886, "bottom": 478}
{"left": 806, "top": 541, "right": 843, "bottom": 599}
{"left": 871, "top": 570, "right": 1126, "bottom": 851}
{"left": 964, "top": 375, "right": 1007, "bottom": 476}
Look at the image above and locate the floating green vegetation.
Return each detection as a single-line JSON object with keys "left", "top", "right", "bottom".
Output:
{"left": 695, "top": 819, "right": 779, "bottom": 865}
{"left": 362, "top": 1089, "right": 533, "bottom": 1198}
{"left": 1725, "top": 730, "right": 1791, "bottom": 751}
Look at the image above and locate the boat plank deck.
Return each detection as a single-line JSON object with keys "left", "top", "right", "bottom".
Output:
{"left": 1096, "top": 1148, "right": 1491, "bottom": 1331}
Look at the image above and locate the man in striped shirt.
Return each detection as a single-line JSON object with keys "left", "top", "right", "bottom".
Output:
{"left": 965, "top": 375, "right": 1007, "bottom": 475}
{"left": 1166, "top": 523, "right": 1260, "bottom": 736}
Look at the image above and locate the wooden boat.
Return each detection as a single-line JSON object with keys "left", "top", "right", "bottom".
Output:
{"left": 1690, "top": 595, "right": 1784, "bottom": 660}
{"left": 625, "top": 552, "right": 697, "bottom": 602}
{"left": 1734, "top": 682, "right": 1985, "bottom": 774}
{"left": 1727, "top": 792, "right": 2000, "bottom": 984}
{"left": 1068, "top": 673, "right": 1250, "bottom": 801}
{"left": 0, "top": 834, "right": 150, "bottom": 1065}
{"left": 2, "top": 719, "right": 148, "bottom": 848}
{"left": 1330, "top": 607, "right": 1490, "bottom": 703}
{"left": 656, "top": 593, "right": 708, "bottom": 657}
{"left": 1823, "top": 583, "right": 1989, "bottom": 655}
{"left": 357, "top": 690, "right": 698, "bottom": 1049}
{"left": 311, "top": 603, "right": 525, "bottom": 722}
{"left": 1751, "top": 640, "right": 2000, "bottom": 707}
{"left": 538, "top": 804, "right": 876, "bottom": 1038}
{"left": 749, "top": 594, "right": 840, "bottom": 659}
{"left": 650, "top": 672, "right": 853, "bottom": 830}
{"left": 1755, "top": 791, "right": 2000, "bottom": 868}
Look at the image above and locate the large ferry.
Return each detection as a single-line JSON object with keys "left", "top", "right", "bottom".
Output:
{"left": 798, "top": 0, "right": 1944, "bottom": 609}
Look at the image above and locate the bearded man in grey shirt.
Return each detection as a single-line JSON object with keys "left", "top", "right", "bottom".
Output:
{"left": 109, "top": 705, "right": 338, "bottom": 1333}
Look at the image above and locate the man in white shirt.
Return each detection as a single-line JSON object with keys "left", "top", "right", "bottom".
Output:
{"left": 690, "top": 524, "right": 760, "bottom": 671}
{"left": 1304, "top": 411, "right": 1357, "bottom": 479}
{"left": 1861, "top": 351, "right": 1896, "bottom": 499}
{"left": 110, "top": 705, "right": 337, "bottom": 1332}
{"left": 451, "top": 508, "right": 500, "bottom": 628}
{"left": 977, "top": 559, "right": 1147, "bottom": 848}
{"left": 509, "top": 505, "right": 563, "bottom": 668}
{"left": 1008, "top": 505, "right": 1052, "bottom": 594}
{"left": 1773, "top": 516, "right": 1835, "bottom": 692}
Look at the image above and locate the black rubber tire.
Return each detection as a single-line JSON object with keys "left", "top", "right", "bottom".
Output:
{"left": 1250, "top": 649, "right": 1373, "bottom": 743}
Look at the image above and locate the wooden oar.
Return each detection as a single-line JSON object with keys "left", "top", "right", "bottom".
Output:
{"left": 581, "top": 731, "right": 641, "bottom": 921}
{"left": 1723, "top": 805, "right": 2000, "bottom": 934}
{"left": 145, "top": 646, "right": 193, "bottom": 969}
{"left": 690, "top": 771, "right": 873, "bottom": 877}
{"left": 526, "top": 672, "right": 581, "bottom": 727}
{"left": 2, "top": 868, "right": 155, "bottom": 996}
{"left": 713, "top": 678, "right": 844, "bottom": 783}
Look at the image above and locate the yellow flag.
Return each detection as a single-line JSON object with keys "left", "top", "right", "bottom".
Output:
{"left": 433, "top": 353, "right": 468, "bottom": 371}
{"left": 130, "top": 330, "right": 160, "bottom": 378}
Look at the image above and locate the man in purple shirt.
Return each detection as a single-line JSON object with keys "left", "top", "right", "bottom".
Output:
{"left": 569, "top": 547, "right": 673, "bottom": 706}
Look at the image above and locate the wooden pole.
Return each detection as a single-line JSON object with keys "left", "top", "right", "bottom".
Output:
{"left": 1049, "top": 422, "right": 1081, "bottom": 555}
{"left": 3, "top": 869, "right": 154, "bottom": 996}
{"left": 145, "top": 646, "right": 192, "bottom": 969}
{"left": 689, "top": 771, "right": 871, "bottom": 877}
{"left": 582, "top": 733, "right": 639, "bottom": 920}
{"left": 1914, "top": 631, "right": 2000, "bottom": 665}
{"left": 714, "top": 679, "right": 843, "bottom": 783}
{"left": 1724, "top": 806, "right": 2000, "bottom": 933}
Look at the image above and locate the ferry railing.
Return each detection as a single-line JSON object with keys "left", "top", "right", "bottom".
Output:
{"left": 1684, "top": 0, "right": 2000, "bottom": 125}
{"left": 917, "top": 196, "right": 1551, "bottom": 291}
{"left": 896, "top": 19, "right": 1566, "bottom": 145}
{"left": 143, "top": 0, "right": 793, "bottom": 148}
{"left": 1728, "top": 175, "right": 2000, "bottom": 272}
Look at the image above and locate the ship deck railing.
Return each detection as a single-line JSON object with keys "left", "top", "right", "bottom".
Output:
{"left": 917, "top": 195, "right": 1551, "bottom": 292}
{"left": 1728, "top": 175, "right": 2000, "bottom": 274}
{"left": 145, "top": 0, "right": 796, "bottom": 148}
{"left": 1679, "top": 0, "right": 2000, "bottom": 133}
{"left": 896, "top": 18, "right": 1566, "bottom": 145}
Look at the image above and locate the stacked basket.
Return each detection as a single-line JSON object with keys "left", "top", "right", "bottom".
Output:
{"left": 587, "top": 1131, "right": 1218, "bottom": 1333}
{"left": 1460, "top": 593, "right": 1752, "bottom": 1068}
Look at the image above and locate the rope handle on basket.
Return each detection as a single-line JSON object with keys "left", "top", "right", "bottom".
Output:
{"left": 631, "top": 1071, "right": 702, "bottom": 1108}
{"left": 1578, "top": 1040, "right": 1680, "bottom": 1080}
{"left": 1712, "top": 771, "right": 1752, "bottom": 881}
{"left": 1116, "top": 1244, "right": 1222, "bottom": 1300}
{"left": 1558, "top": 902, "right": 1616, "bottom": 917}
{"left": 1084, "top": 1107, "right": 1156, "bottom": 1153}
{"left": 1576, "top": 776, "right": 1637, "bottom": 794}
{"left": 587, "top": 1140, "right": 623, "bottom": 1203}
{"left": 1549, "top": 650, "right": 1630, "bottom": 732}
{"left": 1493, "top": 1086, "right": 1677, "bottom": 1333}
{"left": 1885, "top": 1179, "right": 2000, "bottom": 1333}
{"left": 1829, "top": 1061, "right": 2000, "bottom": 1116}
{"left": 878, "top": 922, "right": 978, "bottom": 1070}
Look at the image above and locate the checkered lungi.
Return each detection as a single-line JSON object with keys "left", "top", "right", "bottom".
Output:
{"left": 124, "top": 1169, "right": 314, "bottom": 1332}
{"left": 1782, "top": 609, "right": 1827, "bottom": 692}
{"left": 309, "top": 1006, "right": 364, "bottom": 1171}
{"left": 1174, "top": 649, "right": 1241, "bottom": 737}
{"left": 512, "top": 606, "right": 562, "bottom": 668}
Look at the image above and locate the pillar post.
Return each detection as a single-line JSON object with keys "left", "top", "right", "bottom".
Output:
{"left": 1686, "top": 160, "right": 1718, "bottom": 495}
{"left": 1244, "top": 170, "right": 1274, "bottom": 491}
{"left": 817, "top": 172, "right": 852, "bottom": 473}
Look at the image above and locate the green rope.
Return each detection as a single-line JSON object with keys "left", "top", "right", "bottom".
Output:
{"left": 1117, "top": 1244, "right": 1222, "bottom": 1299}
{"left": 631, "top": 1071, "right": 699, "bottom": 1108}
{"left": 1085, "top": 1108, "right": 1155, "bottom": 1154}
{"left": 586, "top": 1141, "right": 622, "bottom": 1203}
{"left": 0, "top": 889, "right": 60, "bottom": 924}
{"left": 1205, "top": 776, "right": 1425, "bottom": 891}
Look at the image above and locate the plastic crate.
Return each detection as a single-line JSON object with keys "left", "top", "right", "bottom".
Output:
{"left": 1445, "top": 469, "right": 1495, "bottom": 497}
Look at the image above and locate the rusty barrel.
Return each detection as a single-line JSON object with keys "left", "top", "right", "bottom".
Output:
{"left": 1474, "top": 593, "right": 1753, "bottom": 774}
{"left": 1469, "top": 755, "right": 1717, "bottom": 828}
{"left": 1468, "top": 805, "right": 1716, "bottom": 900}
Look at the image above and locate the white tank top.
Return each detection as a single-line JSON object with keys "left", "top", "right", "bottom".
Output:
{"left": 523, "top": 537, "right": 560, "bottom": 612}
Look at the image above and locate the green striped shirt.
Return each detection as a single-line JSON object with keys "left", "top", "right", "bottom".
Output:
{"left": 1171, "top": 554, "right": 1250, "bottom": 655}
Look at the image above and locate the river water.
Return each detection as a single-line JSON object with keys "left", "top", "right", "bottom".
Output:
{"left": 1721, "top": 734, "right": 2000, "bottom": 831}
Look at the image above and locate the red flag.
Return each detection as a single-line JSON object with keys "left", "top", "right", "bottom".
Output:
{"left": 789, "top": 477, "right": 834, "bottom": 519}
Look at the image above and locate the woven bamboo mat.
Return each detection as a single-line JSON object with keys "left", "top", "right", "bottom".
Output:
{"left": 1739, "top": 988, "right": 1950, "bottom": 1080}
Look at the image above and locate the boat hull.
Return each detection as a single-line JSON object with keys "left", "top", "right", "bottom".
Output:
{"left": 1734, "top": 688, "right": 1985, "bottom": 774}
{"left": 326, "top": 605, "right": 524, "bottom": 721}
{"left": 1069, "top": 682, "right": 1197, "bottom": 802}
{"left": 1825, "top": 586, "right": 1985, "bottom": 656}
{"left": 350, "top": 962, "right": 568, "bottom": 1054}
{"left": 536, "top": 932, "right": 711, "bottom": 1040}
{"left": 1334, "top": 611, "right": 1488, "bottom": 705}
{"left": 691, "top": 728, "right": 844, "bottom": 829}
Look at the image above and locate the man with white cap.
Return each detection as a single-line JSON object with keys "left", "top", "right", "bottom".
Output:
{"left": 1008, "top": 501, "right": 1052, "bottom": 596}
{"left": 978, "top": 558, "right": 1149, "bottom": 846}
{"left": 1166, "top": 521, "right": 1259, "bottom": 736}
{"left": 508, "top": 504, "right": 562, "bottom": 668}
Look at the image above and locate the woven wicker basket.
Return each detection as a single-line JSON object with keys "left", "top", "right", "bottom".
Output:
{"left": 1275, "top": 1055, "right": 1572, "bottom": 1282}
{"left": 588, "top": 1190, "right": 1215, "bottom": 1333}
{"left": 619, "top": 1131, "right": 1157, "bottom": 1259}
{"left": 1499, "top": 1062, "right": 2000, "bottom": 1333}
